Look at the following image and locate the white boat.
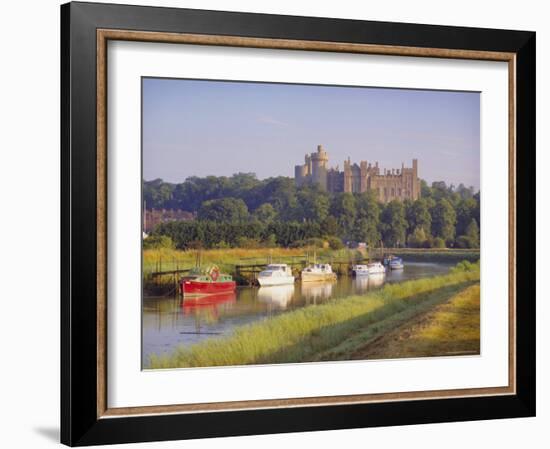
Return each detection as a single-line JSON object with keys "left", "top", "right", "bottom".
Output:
{"left": 366, "top": 262, "right": 386, "bottom": 275}
{"left": 257, "top": 264, "right": 295, "bottom": 286}
{"left": 301, "top": 263, "right": 337, "bottom": 282}
{"left": 389, "top": 257, "right": 404, "bottom": 270}
{"left": 351, "top": 264, "right": 369, "bottom": 276}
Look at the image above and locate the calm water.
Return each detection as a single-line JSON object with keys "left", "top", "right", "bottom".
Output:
{"left": 142, "top": 261, "right": 453, "bottom": 363}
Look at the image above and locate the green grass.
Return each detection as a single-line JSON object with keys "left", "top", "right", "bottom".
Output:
{"left": 344, "top": 284, "right": 480, "bottom": 360}
{"left": 386, "top": 248, "right": 480, "bottom": 263}
{"left": 143, "top": 247, "right": 362, "bottom": 273}
{"left": 147, "top": 262, "right": 480, "bottom": 369}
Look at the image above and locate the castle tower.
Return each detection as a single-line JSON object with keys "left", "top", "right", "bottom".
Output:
{"left": 412, "top": 158, "right": 420, "bottom": 199}
{"left": 311, "top": 144, "right": 329, "bottom": 190}
{"left": 360, "top": 161, "right": 368, "bottom": 192}
{"left": 343, "top": 157, "right": 352, "bottom": 193}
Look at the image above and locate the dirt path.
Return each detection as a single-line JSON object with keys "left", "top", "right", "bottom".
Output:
{"left": 350, "top": 284, "right": 480, "bottom": 360}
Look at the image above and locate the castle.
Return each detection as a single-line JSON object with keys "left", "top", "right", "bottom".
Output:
{"left": 294, "top": 145, "right": 420, "bottom": 203}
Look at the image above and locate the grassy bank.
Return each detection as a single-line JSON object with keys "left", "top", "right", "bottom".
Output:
{"left": 344, "top": 284, "right": 480, "bottom": 360}
{"left": 143, "top": 247, "right": 363, "bottom": 273}
{"left": 147, "top": 262, "right": 479, "bottom": 368}
{"left": 143, "top": 246, "right": 365, "bottom": 292}
{"left": 386, "top": 248, "right": 480, "bottom": 263}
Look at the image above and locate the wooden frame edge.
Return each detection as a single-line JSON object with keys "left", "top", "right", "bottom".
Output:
{"left": 97, "top": 28, "right": 108, "bottom": 418}
{"left": 95, "top": 28, "right": 517, "bottom": 419}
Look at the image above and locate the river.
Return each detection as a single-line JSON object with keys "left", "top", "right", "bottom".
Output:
{"left": 142, "top": 261, "right": 453, "bottom": 364}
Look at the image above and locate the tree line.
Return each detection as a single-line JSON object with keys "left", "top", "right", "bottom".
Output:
{"left": 145, "top": 174, "right": 480, "bottom": 250}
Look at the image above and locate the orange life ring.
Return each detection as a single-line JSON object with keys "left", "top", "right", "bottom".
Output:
{"left": 210, "top": 268, "right": 219, "bottom": 281}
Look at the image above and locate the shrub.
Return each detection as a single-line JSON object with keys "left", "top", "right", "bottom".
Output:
{"left": 142, "top": 235, "right": 174, "bottom": 250}
{"left": 235, "top": 237, "right": 262, "bottom": 249}
{"left": 305, "top": 237, "right": 327, "bottom": 248}
{"left": 450, "top": 260, "right": 478, "bottom": 273}
{"left": 431, "top": 237, "right": 446, "bottom": 248}
{"left": 407, "top": 226, "right": 429, "bottom": 248}
{"left": 455, "top": 235, "right": 474, "bottom": 248}
{"left": 289, "top": 239, "right": 307, "bottom": 248}
{"left": 263, "top": 234, "right": 278, "bottom": 248}
{"left": 326, "top": 236, "right": 344, "bottom": 250}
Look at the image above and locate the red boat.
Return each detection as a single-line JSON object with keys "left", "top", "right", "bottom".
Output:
{"left": 180, "top": 266, "right": 237, "bottom": 297}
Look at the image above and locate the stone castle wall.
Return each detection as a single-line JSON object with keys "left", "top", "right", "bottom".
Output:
{"left": 295, "top": 145, "right": 420, "bottom": 202}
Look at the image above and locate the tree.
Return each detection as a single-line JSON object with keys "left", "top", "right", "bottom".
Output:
{"left": 354, "top": 192, "right": 381, "bottom": 246}
{"left": 197, "top": 198, "right": 249, "bottom": 222}
{"left": 407, "top": 226, "right": 428, "bottom": 248}
{"left": 455, "top": 197, "right": 477, "bottom": 236}
{"left": 330, "top": 193, "right": 356, "bottom": 238}
{"left": 406, "top": 198, "right": 432, "bottom": 236}
{"left": 420, "top": 179, "right": 432, "bottom": 198}
{"left": 320, "top": 215, "right": 340, "bottom": 237}
{"left": 252, "top": 203, "right": 277, "bottom": 223}
{"left": 465, "top": 218, "right": 480, "bottom": 248}
{"left": 431, "top": 198, "right": 457, "bottom": 244}
{"left": 380, "top": 200, "right": 407, "bottom": 247}
{"left": 296, "top": 186, "right": 330, "bottom": 222}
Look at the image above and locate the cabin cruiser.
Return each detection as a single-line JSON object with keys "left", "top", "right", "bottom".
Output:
{"left": 301, "top": 263, "right": 337, "bottom": 282}
{"left": 257, "top": 264, "right": 295, "bottom": 286}
{"left": 351, "top": 264, "right": 369, "bottom": 276}
{"left": 366, "top": 262, "right": 386, "bottom": 275}
{"left": 389, "top": 257, "right": 404, "bottom": 270}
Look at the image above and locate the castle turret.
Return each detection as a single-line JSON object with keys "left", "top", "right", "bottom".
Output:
{"left": 311, "top": 145, "right": 329, "bottom": 190}
{"left": 412, "top": 158, "right": 420, "bottom": 199}
{"left": 360, "top": 161, "right": 368, "bottom": 192}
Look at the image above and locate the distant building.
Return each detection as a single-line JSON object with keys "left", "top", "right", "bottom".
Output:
{"left": 295, "top": 145, "right": 421, "bottom": 202}
{"left": 144, "top": 209, "right": 195, "bottom": 233}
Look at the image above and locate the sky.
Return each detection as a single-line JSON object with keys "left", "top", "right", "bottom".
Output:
{"left": 142, "top": 78, "right": 480, "bottom": 190}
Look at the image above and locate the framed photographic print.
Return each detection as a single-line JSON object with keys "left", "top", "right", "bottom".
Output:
{"left": 61, "top": 1, "right": 536, "bottom": 446}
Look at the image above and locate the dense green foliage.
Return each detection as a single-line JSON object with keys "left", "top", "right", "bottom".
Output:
{"left": 145, "top": 175, "right": 480, "bottom": 249}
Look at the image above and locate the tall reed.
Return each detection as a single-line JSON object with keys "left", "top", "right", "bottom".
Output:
{"left": 148, "top": 262, "right": 480, "bottom": 369}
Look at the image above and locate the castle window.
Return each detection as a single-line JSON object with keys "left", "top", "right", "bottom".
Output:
{"left": 391, "top": 188, "right": 395, "bottom": 196}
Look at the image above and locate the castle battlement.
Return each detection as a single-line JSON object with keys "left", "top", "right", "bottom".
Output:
{"left": 294, "top": 146, "right": 420, "bottom": 203}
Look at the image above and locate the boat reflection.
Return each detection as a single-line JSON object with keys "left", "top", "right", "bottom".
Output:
{"left": 257, "top": 284, "right": 295, "bottom": 310}
{"left": 353, "top": 273, "right": 386, "bottom": 291}
{"left": 301, "top": 281, "right": 335, "bottom": 305}
{"left": 181, "top": 292, "right": 237, "bottom": 316}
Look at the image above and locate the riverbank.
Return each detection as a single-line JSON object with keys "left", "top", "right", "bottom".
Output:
{"left": 147, "top": 262, "right": 479, "bottom": 369}
{"left": 387, "top": 248, "right": 480, "bottom": 263}
{"left": 143, "top": 246, "right": 365, "bottom": 293}
{"left": 318, "top": 284, "right": 480, "bottom": 361}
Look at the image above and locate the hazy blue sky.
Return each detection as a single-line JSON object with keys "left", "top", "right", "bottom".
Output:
{"left": 143, "top": 78, "right": 480, "bottom": 190}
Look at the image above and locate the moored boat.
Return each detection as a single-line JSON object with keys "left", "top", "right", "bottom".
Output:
{"left": 366, "top": 261, "right": 386, "bottom": 275}
{"left": 257, "top": 264, "right": 295, "bottom": 286}
{"left": 180, "top": 265, "right": 236, "bottom": 296}
{"left": 389, "top": 257, "right": 404, "bottom": 270}
{"left": 351, "top": 264, "right": 369, "bottom": 276}
{"left": 301, "top": 263, "right": 337, "bottom": 282}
